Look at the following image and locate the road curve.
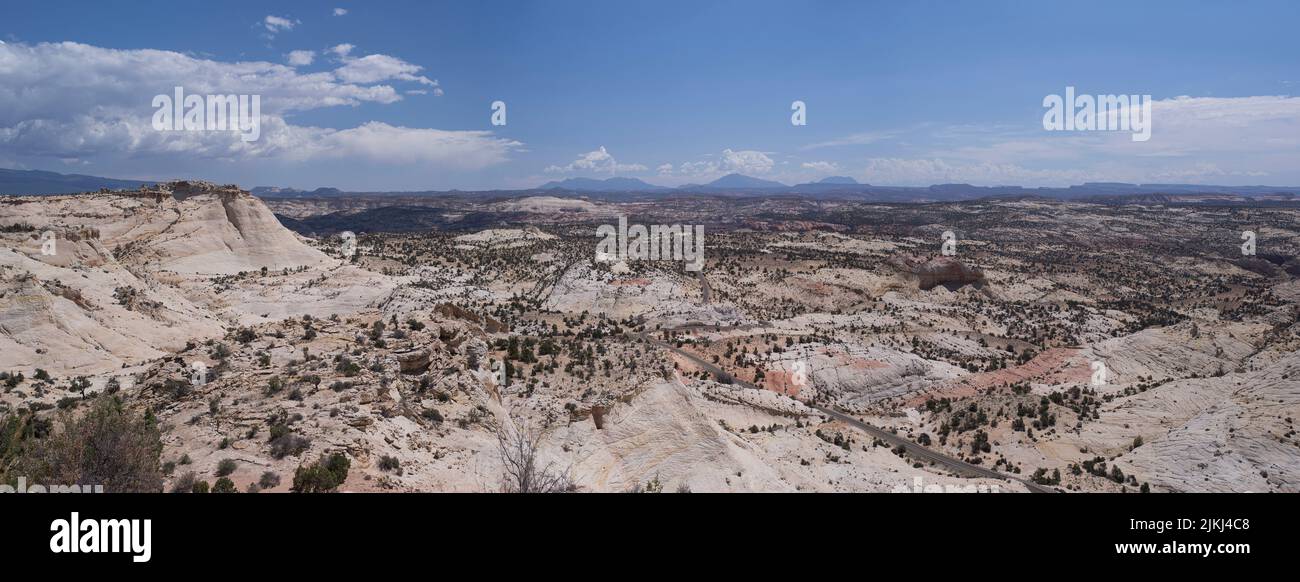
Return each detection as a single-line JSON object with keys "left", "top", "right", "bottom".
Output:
{"left": 633, "top": 330, "right": 1055, "bottom": 493}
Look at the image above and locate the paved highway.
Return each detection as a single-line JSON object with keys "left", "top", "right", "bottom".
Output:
{"left": 633, "top": 330, "right": 1055, "bottom": 493}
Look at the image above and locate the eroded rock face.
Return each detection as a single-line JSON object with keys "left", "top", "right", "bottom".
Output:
{"left": 464, "top": 338, "right": 488, "bottom": 370}
{"left": 888, "top": 255, "right": 986, "bottom": 290}
{"left": 395, "top": 347, "right": 432, "bottom": 374}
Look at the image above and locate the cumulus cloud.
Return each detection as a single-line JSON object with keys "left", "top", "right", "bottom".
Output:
{"left": 334, "top": 53, "right": 437, "bottom": 86}
{"left": 333, "top": 8, "right": 348, "bottom": 16}
{"left": 329, "top": 44, "right": 354, "bottom": 58}
{"left": 262, "top": 15, "right": 299, "bottom": 35}
{"left": 665, "top": 149, "right": 775, "bottom": 181}
{"left": 286, "top": 50, "right": 315, "bottom": 66}
{"left": 544, "top": 146, "right": 647, "bottom": 175}
{"left": 0, "top": 41, "right": 516, "bottom": 169}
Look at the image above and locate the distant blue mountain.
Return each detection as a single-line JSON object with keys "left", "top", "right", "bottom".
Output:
{"left": 251, "top": 186, "right": 345, "bottom": 198}
{"left": 0, "top": 168, "right": 154, "bottom": 195}
{"left": 697, "top": 173, "right": 788, "bottom": 189}
{"left": 538, "top": 176, "right": 668, "bottom": 192}
{"left": 6, "top": 167, "right": 1300, "bottom": 203}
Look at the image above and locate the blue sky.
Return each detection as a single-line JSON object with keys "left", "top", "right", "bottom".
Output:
{"left": 2, "top": 0, "right": 1298, "bottom": 190}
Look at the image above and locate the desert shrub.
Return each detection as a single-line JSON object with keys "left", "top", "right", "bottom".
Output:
{"left": 378, "top": 455, "right": 401, "bottom": 474}
{"left": 1, "top": 371, "right": 24, "bottom": 389}
{"left": 336, "top": 358, "right": 361, "bottom": 377}
{"left": 211, "top": 343, "right": 232, "bottom": 360}
{"left": 268, "top": 425, "right": 311, "bottom": 460}
{"left": 0, "top": 410, "right": 51, "bottom": 483}
{"left": 211, "top": 477, "right": 237, "bottom": 493}
{"left": 258, "top": 471, "right": 281, "bottom": 489}
{"left": 264, "top": 376, "right": 283, "bottom": 396}
{"left": 170, "top": 471, "right": 197, "bottom": 493}
{"left": 192, "top": 480, "right": 210, "bottom": 493}
{"left": 495, "top": 420, "right": 574, "bottom": 493}
{"left": 19, "top": 396, "right": 163, "bottom": 492}
{"left": 216, "top": 458, "right": 237, "bottom": 477}
{"left": 291, "top": 453, "right": 350, "bottom": 493}
{"left": 161, "top": 378, "right": 191, "bottom": 399}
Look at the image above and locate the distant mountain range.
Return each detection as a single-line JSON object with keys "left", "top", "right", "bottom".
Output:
{"left": 538, "top": 176, "right": 668, "bottom": 192}
{"left": 545, "top": 173, "right": 853, "bottom": 193}
{"left": 0, "top": 168, "right": 154, "bottom": 195}
{"left": 4, "top": 167, "right": 1300, "bottom": 203}
{"left": 249, "top": 186, "right": 345, "bottom": 198}
{"left": 678, "top": 173, "right": 789, "bottom": 190}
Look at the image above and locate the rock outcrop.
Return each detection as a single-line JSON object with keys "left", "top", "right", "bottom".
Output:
{"left": 888, "top": 255, "right": 986, "bottom": 290}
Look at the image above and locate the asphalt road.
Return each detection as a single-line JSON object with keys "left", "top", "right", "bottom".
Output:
{"left": 634, "top": 330, "right": 1055, "bottom": 493}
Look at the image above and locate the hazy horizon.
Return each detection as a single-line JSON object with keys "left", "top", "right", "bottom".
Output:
{"left": 3, "top": 1, "right": 1299, "bottom": 192}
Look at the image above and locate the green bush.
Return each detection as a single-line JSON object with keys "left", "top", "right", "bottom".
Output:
{"left": 258, "top": 471, "right": 281, "bottom": 489}
{"left": 378, "top": 455, "right": 401, "bottom": 474}
{"left": 18, "top": 396, "right": 163, "bottom": 492}
{"left": 216, "top": 458, "right": 237, "bottom": 477}
{"left": 268, "top": 425, "right": 311, "bottom": 459}
{"left": 291, "top": 452, "right": 350, "bottom": 493}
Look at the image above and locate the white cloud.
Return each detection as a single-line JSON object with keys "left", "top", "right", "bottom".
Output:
{"left": 297, "top": 122, "right": 520, "bottom": 167}
{"left": 720, "top": 148, "right": 774, "bottom": 174}
{"left": 262, "top": 15, "right": 299, "bottom": 35}
{"left": 544, "top": 146, "right": 647, "bottom": 175}
{"left": 656, "top": 163, "right": 674, "bottom": 175}
{"left": 286, "top": 50, "right": 315, "bottom": 66}
{"left": 329, "top": 43, "right": 354, "bottom": 58}
{"left": 859, "top": 158, "right": 1095, "bottom": 186}
{"left": 802, "top": 131, "right": 897, "bottom": 150}
{"left": 333, "top": 8, "right": 349, "bottom": 16}
{"left": 334, "top": 53, "right": 437, "bottom": 86}
{"left": 667, "top": 149, "right": 775, "bottom": 181}
{"left": 909, "top": 94, "right": 1300, "bottom": 185}
{"left": 0, "top": 41, "right": 516, "bottom": 169}
{"left": 801, "top": 161, "right": 838, "bottom": 173}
